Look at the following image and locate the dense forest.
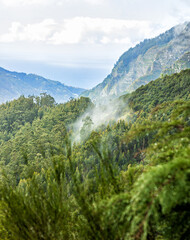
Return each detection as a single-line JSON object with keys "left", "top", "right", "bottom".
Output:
{"left": 0, "top": 70, "right": 190, "bottom": 239}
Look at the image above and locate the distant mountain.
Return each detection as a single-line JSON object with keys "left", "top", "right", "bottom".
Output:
{"left": 82, "top": 22, "right": 190, "bottom": 101}
{"left": 0, "top": 67, "right": 86, "bottom": 104}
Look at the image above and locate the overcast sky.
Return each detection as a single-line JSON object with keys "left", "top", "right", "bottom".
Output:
{"left": 0, "top": 0, "right": 190, "bottom": 88}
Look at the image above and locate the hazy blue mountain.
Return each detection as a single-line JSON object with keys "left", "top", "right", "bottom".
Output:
{"left": 82, "top": 22, "right": 190, "bottom": 101}
{"left": 0, "top": 67, "right": 85, "bottom": 103}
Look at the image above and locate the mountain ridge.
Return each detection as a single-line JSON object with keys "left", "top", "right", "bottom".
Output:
{"left": 0, "top": 66, "right": 86, "bottom": 104}
{"left": 82, "top": 21, "right": 190, "bottom": 101}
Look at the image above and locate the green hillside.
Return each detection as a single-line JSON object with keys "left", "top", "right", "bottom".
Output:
{"left": 0, "top": 70, "right": 189, "bottom": 240}
{"left": 122, "top": 68, "right": 190, "bottom": 112}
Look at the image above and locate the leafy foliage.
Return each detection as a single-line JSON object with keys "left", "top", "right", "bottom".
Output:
{"left": 0, "top": 70, "right": 189, "bottom": 239}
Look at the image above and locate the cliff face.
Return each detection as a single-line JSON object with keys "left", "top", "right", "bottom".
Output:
{"left": 82, "top": 22, "right": 190, "bottom": 101}
{"left": 162, "top": 52, "right": 190, "bottom": 75}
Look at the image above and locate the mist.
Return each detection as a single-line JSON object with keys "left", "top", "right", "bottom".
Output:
{"left": 71, "top": 96, "right": 131, "bottom": 143}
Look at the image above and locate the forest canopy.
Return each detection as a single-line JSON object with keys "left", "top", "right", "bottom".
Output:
{"left": 0, "top": 70, "right": 190, "bottom": 240}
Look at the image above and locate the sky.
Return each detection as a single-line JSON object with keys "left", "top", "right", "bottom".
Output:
{"left": 0, "top": 0, "right": 190, "bottom": 89}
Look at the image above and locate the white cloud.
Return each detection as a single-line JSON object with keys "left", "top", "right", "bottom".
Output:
{"left": 0, "top": 17, "right": 157, "bottom": 46}
{"left": 83, "top": 0, "right": 106, "bottom": 5}
{"left": 0, "top": 19, "right": 56, "bottom": 42}
{"left": 0, "top": 0, "right": 51, "bottom": 6}
{"left": 0, "top": 0, "right": 105, "bottom": 7}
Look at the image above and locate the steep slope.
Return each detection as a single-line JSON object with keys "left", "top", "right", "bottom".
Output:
{"left": 0, "top": 67, "right": 85, "bottom": 104}
{"left": 162, "top": 51, "right": 190, "bottom": 75}
{"left": 82, "top": 22, "right": 190, "bottom": 101}
{"left": 120, "top": 69, "right": 190, "bottom": 113}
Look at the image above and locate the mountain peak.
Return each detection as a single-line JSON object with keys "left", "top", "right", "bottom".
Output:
{"left": 82, "top": 22, "right": 190, "bottom": 101}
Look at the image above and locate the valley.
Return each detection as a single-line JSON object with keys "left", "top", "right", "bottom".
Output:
{"left": 0, "top": 21, "right": 190, "bottom": 240}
